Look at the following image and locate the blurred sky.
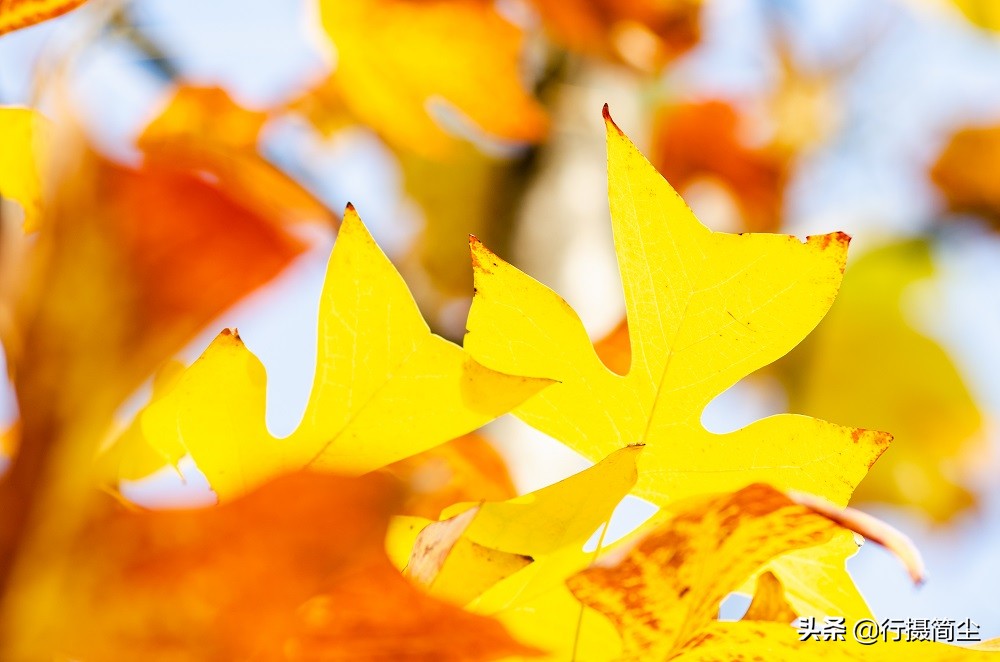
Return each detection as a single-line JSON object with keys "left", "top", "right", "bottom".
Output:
{"left": 3, "top": 0, "right": 1000, "bottom": 639}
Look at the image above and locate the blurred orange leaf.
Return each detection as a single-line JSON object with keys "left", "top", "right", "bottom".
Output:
{"left": 931, "top": 123, "right": 1000, "bottom": 227}
{"left": 567, "top": 484, "right": 985, "bottom": 661}
{"left": 0, "top": 0, "right": 86, "bottom": 35}
{"left": 139, "top": 85, "right": 333, "bottom": 227}
{"left": 0, "top": 144, "right": 305, "bottom": 642}
{"left": 386, "top": 433, "right": 518, "bottom": 520}
{"left": 650, "top": 100, "right": 788, "bottom": 233}
{"left": 6, "top": 471, "right": 539, "bottom": 660}
{"left": 531, "top": 0, "right": 703, "bottom": 71}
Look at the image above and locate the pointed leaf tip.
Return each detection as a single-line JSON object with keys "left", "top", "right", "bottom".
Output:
{"left": 602, "top": 104, "right": 624, "bottom": 136}
{"left": 469, "top": 236, "right": 500, "bottom": 275}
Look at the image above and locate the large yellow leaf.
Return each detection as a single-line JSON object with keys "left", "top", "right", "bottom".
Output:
{"left": 5, "top": 471, "right": 539, "bottom": 660}
{"left": 464, "top": 106, "right": 891, "bottom": 616}
{"left": 774, "top": 239, "right": 984, "bottom": 521}
{"left": 307, "top": 0, "right": 547, "bottom": 155}
{"left": 112, "top": 206, "right": 551, "bottom": 500}
{"left": 567, "top": 484, "right": 988, "bottom": 661}
{"left": 0, "top": 0, "right": 86, "bottom": 35}
{"left": 0, "top": 107, "right": 48, "bottom": 231}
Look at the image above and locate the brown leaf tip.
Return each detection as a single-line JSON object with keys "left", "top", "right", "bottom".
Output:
{"left": 808, "top": 231, "right": 851, "bottom": 251}
{"left": 345, "top": 201, "right": 356, "bottom": 214}
{"left": 469, "top": 236, "right": 499, "bottom": 275}
{"left": 603, "top": 104, "right": 624, "bottom": 135}
{"left": 218, "top": 327, "right": 243, "bottom": 342}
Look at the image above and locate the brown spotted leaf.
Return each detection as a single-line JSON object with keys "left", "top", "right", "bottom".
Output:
{"left": 742, "top": 572, "right": 798, "bottom": 624}
{"left": 568, "top": 484, "right": 985, "bottom": 661}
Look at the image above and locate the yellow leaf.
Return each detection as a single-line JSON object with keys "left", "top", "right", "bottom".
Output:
{"left": 567, "top": 485, "right": 839, "bottom": 658}
{"left": 568, "top": 484, "right": 988, "bottom": 661}
{"left": 743, "top": 571, "right": 798, "bottom": 623}
{"left": 464, "top": 106, "right": 891, "bottom": 616}
{"left": 114, "top": 206, "right": 551, "bottom": 500}
{"left": 669, "top": 621, "right": 999, "bottom": 661}
{"left": 0, "top": 107, "right": 48, "bottom": 231}
{"left": 0, "top": 0, "right": 86, "bottom": 36}
{"left": 94, "top": 360, "right": 187, "bottom": 483}
{"left": 408, "top": 446, "right": 640, "bottom": 603}
{"left": 947, "top": 0, "right": 1000, "bottom": 31}
{"left": 397, "top": 142, "right": 523, "bottom": 304}
{"left": 774, "top": 239, "right": 984, "bottom": 521}
{"left": 386, "top": 515, "right": 433, "bottom": 571}
{"left": 407, "top": 506, "right": 534, "bottom": 606}
{"left": 306, "top": 0, "right": 547, "bottom": 155}
{"left": 404, "top": 446, "right": 641, "bottom": 660}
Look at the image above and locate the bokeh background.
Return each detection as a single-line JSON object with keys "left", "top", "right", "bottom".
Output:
{"left": 3, "top": 0, "right": 1000, "bottom": 637}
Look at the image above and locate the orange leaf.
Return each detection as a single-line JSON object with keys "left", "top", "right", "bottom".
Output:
{"left": 651, "top": 100, "right": 788, "bottom": 233}
{"left": 930, "top": 123, "right": 1000, "bottom": 228}
{"left": 0, "top": 0, "right": 87, "bottom": 36}
{"left": 0, "top": 145, "right": 304, "bottom": 635}
{"left": 4, "top": 471, "right": 539, "bottom": 660}
{"left": 138, "top": 85, "right": 333, "bottom": 227}
{"left": 530, "top": 0, "right": 703, "bottom": 71}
